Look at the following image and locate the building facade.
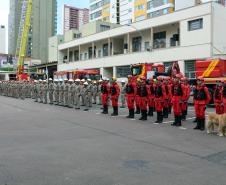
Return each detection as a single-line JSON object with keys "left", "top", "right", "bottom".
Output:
{"left": 89, "top": 0, "right": 120, "bottom": 24}
{"left": 8, "top": 0, "right": 57, "bottom": 64}
{"left": 64, "top": 5, "right": 89, "bottom": 33}
{"left": 58, "top": 2, "right": 226, "bottom": 80}
{"left": 0, "top": 25, "right": 6, "bottom": 54}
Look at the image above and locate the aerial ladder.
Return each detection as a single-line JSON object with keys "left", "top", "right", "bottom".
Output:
{"left": 16, "top": 0, "right": 33, "bottom": 80}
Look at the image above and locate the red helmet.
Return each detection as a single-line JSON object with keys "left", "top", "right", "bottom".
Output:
{"left": 157, "top": 76, "right": 163, "bottom": 81}
{"left": 175, "top": 74, "right": 181, "bottom": 78}
{"left": 181, "top": 77, "right": 187, "bottom": 81}
{"left": 197, "top": 76, "right": 204, "bottom": 81}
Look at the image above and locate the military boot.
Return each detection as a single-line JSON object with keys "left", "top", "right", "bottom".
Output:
{"left": 135, "top": 107, "right": 140, "bottom": 114}
{"left": 139, "top": 110, "right": 145, "bottom": 120}
{"left": 194, "top": 118, "right": 200, "bottom": 130}
{"left": 200, "top": 119, "right": 205, "bottom": 131}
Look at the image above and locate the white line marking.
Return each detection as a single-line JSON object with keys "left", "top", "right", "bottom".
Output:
{"left": 153, "top": 123, "right": 159, "bottom": 125}
{"left": 179, "top": 127, "right": 187, "bottom": 130}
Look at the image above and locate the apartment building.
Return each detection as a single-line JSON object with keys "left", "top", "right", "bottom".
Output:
{"left": 64, "top": 5, "right": 89, "bottom": 33}
{"left": 0, "top": 25, "right": 6, "bottom": 54}
{"left": 58, "top": 2, "right": 226, "bottom": 79}
{"left": 89, "top": 0, "right": 120, "bottom": 24}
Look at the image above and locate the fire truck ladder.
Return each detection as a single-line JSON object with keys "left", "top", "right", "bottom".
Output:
{"left": 16, "top": 0, "right": 32, "bottom": 80}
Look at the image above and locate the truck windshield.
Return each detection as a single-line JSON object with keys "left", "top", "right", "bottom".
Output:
{"left": 131, "top": 66, "right": 142, "bottom": 76}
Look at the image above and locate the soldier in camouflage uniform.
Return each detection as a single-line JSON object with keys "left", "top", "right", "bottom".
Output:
{"left": 83, "top": 82, "right": 90, "bottom": 111}
{"left": 42, "top": 80, "right": 48, "bottom": 104}
{"left": 68, "top": 79, "right": 74, "bottom": 108}
{"left": 38, "top": 79, "right": 43, "bottom": 103}
{"left": 120, "top": 80, "right": 126, "bottom": 108}
{"left": 48, "top": 78, "right": 54, "bottom": 105}
{"left": 34, "top": 80, "right": 39, "bottom": 102}
{"left": 92, "top": 81, "right": 98, "bottom": 104}
{"left": 87, "top": 79, "right": 93, "bottom": 107}
{"left": 80, "top": 79, "right": 85, "bottom": 106}
{"left": 97, "top": 80, "right": 103, "bottom": 105}
{"left": 63, "top": 79, "right": 69, "bottom": 107}
{"left": 74, "top": 79, "right": 81, "bottom": 109}
{"left": 59, "top": 79, "right": 64, "bottom": 106}
{"left": 54, "top": 79, "right": 59, "bottom": 105}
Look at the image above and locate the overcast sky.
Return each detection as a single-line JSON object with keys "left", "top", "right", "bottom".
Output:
{"left": 0, "top": 0, "right": 89, "bottom": 54}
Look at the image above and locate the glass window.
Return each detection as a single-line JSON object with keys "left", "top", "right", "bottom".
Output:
{"left": 100, "top": 25, "right": 110, "bottom": 32}
{"left": 188, "top": 18, "right": 203, "bottom": 31}
{"left": 185, "top": 60, "right": 196, "bottom": 79}
{"left": 135, "top": 15, "right": 145, "bottom": 22}
{"left": 98, "top": 49, "right": 102, "bottom": 58}
{"left": 131, "top": 66, "right": 142, "bottom": 76}
{"left": 132, "top": 36, "right": 142, "bottom": 52}
{"left": 116, "top": 66, "right": 131, "bottom": 78}
{"left": 145, "top": 42, "right": 150, "bottom": 50}
{"left": 103, "top": 43, "right": 109, "bottom": 57}
{"left": 153, "top": 31, "right": 166, "bottom": 49}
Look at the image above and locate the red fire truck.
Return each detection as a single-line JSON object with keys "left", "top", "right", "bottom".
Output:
{"left": 54, "top": 69, "right": 101, "bottom": 81}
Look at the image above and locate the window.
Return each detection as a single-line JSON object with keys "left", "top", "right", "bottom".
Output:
{"left": 74, "top": 50, "right": 79, "bottom": 61}
{"left": 69, "top": 51, "right": 73, "bottom": 62}
{"left": 84, "top": 53, "right": 88, "bottom": 60}
{"left": 135, "top": 4, "right": 145, "bottom": 11}
{"left": 185, "top": 60, "right": 196, "bottom": 79}
{"left": 103, "top": 43, "right": 109, "bottom": 57}
{"left": 153, "top": 31, "right": 166, "bottom": 49}
{"left": 80, "top": 54, "right": 83, "bottom": 60}
{"left": 100, "top": 25, "right": 110, "bottom": 32}
{"left": 135, "top": 15, "right": 145, "bottom": 22}
{"left": 132, "top": 36, "right": 142, "bottom": 52}
{"left": 116, "top": 66, "right": 131, "bottom": 78}
{"left": 90, "top": 10, "right": 102, "bottom": 20}
{"left": 164, "top": 62, "right": 173, "bottom": 72}
{"left": 188, "top": 18, "right": 203, "bottom": 31}
{"left": 98, "top": 49, "right": 102, "bottom": 58}
{"left": 145, "top": 41, "right": 150, "bottom": 51}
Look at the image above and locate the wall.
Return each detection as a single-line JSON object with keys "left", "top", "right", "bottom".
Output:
{"left": 175, "top": 0, "right": 196, "bottom": 11}
{"left": 180, "top": 15, "right": 211, "bottom": 47}
{"left": 48, "top": 35, "right": 64, "bottom": 63}
{"left": 212, "top": 3, "right": 226, "bottom": 56}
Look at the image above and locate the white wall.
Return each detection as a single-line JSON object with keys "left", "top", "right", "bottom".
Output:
{"left": 212, "top": 3, "right": 226, "bottom": 55}
{"left": 175, "top": 0, "right": 196, "bottom": 11}
{"left": 58, "top": 44, "right": 211, "bottom": 72}
{"left": 180, "top": 15, "right": 211, "bottom": 47}
{"left": 0, "top": 26, "right": 6, "bottom": 54}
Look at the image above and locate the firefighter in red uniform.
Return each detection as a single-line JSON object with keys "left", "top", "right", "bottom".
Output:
{"left": 181, "top": 77, "right": 190, "bottom": 120}
{"left": 154, "top": 77, "right": 165, "bottom": 123}
{"left": 126, "top": 75, "right": 137, "bottom": 118}
{"left": 171, "top": 74, "right": 185, "bottom": 127}
{"left": 110, "top": 77, "right": 120, "bottom": 116}
{"left": 214, "top": 80, "right": 224, "bottom": 115}
{"left": 147, "top": 77, "right": 155, "bottom": 116}
{"left": 223, "top": 81, "right": 226, "bottom": 113}
{"left": 193, "top": 76, "right": 211, "bottom": 131}
{"left": 139, "top": 76, "right": 149, "bottom": 121}
{"left": 162, "top": 77, "right": 172, "bottom": 118}
{"left": 101, "top": 78, "right": 110, "bottom": 114}
{"left": 135, "top": 79, "right": 141, "bottom": 114}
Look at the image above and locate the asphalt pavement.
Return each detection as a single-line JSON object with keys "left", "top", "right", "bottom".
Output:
{"left": 0, "top": 96, "right": 226, "bottom": 185}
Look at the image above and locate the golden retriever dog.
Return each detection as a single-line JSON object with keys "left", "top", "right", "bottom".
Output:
{"left": 206, "top": 113, "right": 226, "bottom": 137}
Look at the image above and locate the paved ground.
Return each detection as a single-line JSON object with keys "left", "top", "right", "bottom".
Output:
{"left": 0, "top": 96, "right": 226, "bottom": 185}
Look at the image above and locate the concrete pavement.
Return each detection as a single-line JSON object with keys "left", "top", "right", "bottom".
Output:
{"left": 0, "top": 96, "right": 226, "bottom": 185}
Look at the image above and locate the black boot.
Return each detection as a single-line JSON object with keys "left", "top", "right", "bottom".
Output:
{"left": 168, "top": 107, "right": 172, "bottom": 114}
{"left": 155, "top": 112, "right": 160, "bottom": 123}
{"left": 115, "top": 107, "right": 118, "bottom": 116}
{"left": 142, "top": 111, "right": 147, "bottom": 121}
{"left": 101, "top": 106, "right": 105, "bottom": 113}
{"left": 127, "top": 109, "right": 132, "bottom": 118}
{"left": 194, "top": 118, "right": 200, "bottom": 129}
{"left": 181, "top": 111, "right": 186, "bottom": 121}
{"left": 105, "top": 106, "right": 108, "bottom": 114}
{"left": 200, "top": 119, "right": 205, "bottom": 131}
{"left": 163, "top": 108, "right": 168, "bottom": 118}
{"left": 171, "top": 116, "right": 177, "bottom": 126}
{"left": 148, "top": 107, "right": 151, "bottom": 116}
{"left": 135, "top": 107, "right": 140, "bottom": 114}
{"left": 193, "top": 118, "right": 197, "bottom": 123}
{"left": 149, "top": 107, "right": 153, "bottom": 116}
{"left": 139, "top": 110, "right": 144, "bottom": 120}
{"left": 130, "top": 109, "right": 135, "bottom": 118}
{"left": 111, "top": 106, "right": 117, "bottom": 116}
{"left": 159, "top": 111, "right": 163, "bottom": 123}
{"left": 176, "top": 116, "right": 182, "bottom": 127}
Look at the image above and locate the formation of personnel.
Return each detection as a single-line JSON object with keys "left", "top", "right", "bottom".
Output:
{"left": 0, "top": 75, "right": 215, "bottom": 131}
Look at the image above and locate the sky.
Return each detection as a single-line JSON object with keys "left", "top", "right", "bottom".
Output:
{"left": 0, "top": 0, "right": 89, "bottom": 54}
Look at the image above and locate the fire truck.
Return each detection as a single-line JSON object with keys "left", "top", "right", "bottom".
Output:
{"left": 53, "top": 69, "right": 101, "bottom": 81}
{"left": 130, "top": 61, "right": 182, "bottom": 80}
